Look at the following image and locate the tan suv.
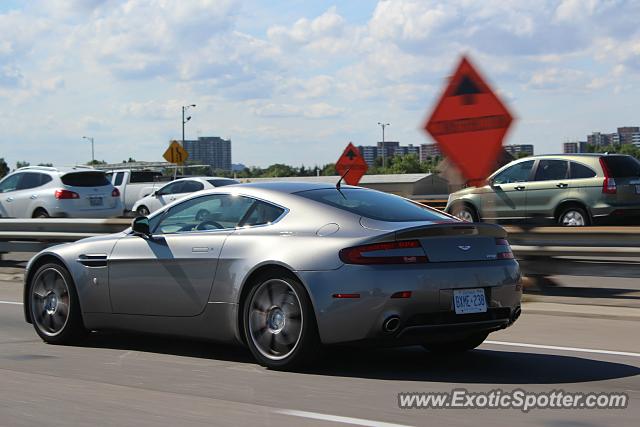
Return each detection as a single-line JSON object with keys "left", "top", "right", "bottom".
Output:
{"left": 445, "top": 154, "right": 640, "bottom": 226}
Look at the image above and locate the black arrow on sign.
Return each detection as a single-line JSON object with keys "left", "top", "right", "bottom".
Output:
{"left": 346, "top": 149, "right": 357, "bottom": 160}
{"left": 452, "top": 74, "right": 484, "bottom": 105}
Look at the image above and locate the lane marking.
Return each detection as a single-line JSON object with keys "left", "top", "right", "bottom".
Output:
{"left": 275, "top": 409, "right": 412, "bottom": 427}
{"left": 0, "top": 300, "right": 23, "bottom": 305}
{"left": 485, "top": 340, "right": 640, "bottom": 358}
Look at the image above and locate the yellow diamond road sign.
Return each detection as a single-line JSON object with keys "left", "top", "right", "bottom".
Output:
{"left": 163, "top": 140, "right": 189, "bottom": 164}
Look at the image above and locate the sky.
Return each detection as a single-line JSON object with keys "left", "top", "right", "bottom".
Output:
{"left": 1, "top": 0, "right": 639, "bottom": 168}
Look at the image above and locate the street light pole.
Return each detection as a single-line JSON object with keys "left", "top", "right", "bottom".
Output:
{"left": 82, "top": 136, "right": 95, "bottom": 164}
{"left": 377, "top": 122, "right": 390, "bottom": 168}
{"left": 180, "top": 104, "right": 196, "bottom": 178}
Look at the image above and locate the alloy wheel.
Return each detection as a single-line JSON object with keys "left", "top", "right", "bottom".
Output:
{"left": 456, "top": 209, "right": 474, "bottom": 222}
{"left": 30, "top": 268, "right": 71, "bottom": 336}
{"left": 248, "top": 279, "right": 303, "bottom": 361}
{"left": 561, "top": 210, "right": 585, "bottom": 226}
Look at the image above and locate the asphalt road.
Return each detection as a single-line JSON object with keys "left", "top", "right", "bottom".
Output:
{"left": 1, "top": 268, "right": 639, "bottom": 426}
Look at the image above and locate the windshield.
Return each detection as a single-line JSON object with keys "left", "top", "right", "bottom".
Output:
{"left": 296, "top": 188, "right": 450, "bottom": 222}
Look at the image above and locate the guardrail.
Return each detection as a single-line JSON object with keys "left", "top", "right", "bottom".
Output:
{"left": 0, "top": 220, "right": 639, "bottom": 281}
{"left": 0, "top": 219, "right": 130, "bottom": 252}
{"left": 505, "top": 226, "right": 640, "bottom": 280}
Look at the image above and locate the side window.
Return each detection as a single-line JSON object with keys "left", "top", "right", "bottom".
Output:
{"left": 180, "top": 180, "right": 204, "bottom": 193}
{"left": 154, "top": 194, "right": 254, "bottom": 234}
{"left": 113, "top": 172, "right": 125, "bottom": 186}
{"left": 158, "top": 181, "right": 183, "bottom": 195}
{"left": 242, "top": 201, "right": 285, "bottom": 226}
{"left": 39, "top": 174, "right": 52, "bottom": 186}
{"left": 493, "top": 161, "right": 534, "bottom": 184}
{"left": 0, "top": 174, "right": 21, "bottom": 193}
{"left": 17, "top": 172, "right": 45, "bottom": 190}
{"left": 570, "top": 162, "right": 596, "bottom": 179}
{"left": 534, "top": 160, "right": 568, "bottom": 181}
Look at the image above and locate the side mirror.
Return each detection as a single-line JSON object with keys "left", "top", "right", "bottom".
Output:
{"left": 132, "top": 216, "right": 151, "bottom": 237}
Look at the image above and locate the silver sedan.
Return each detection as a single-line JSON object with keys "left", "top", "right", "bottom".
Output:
{"left": 23, "top": 182, "right": 522, "bottom": 369}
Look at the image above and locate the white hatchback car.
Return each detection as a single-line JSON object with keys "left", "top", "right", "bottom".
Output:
{"left": 0, "top": 166, "right": 123, "bottom": 218}
{"left": 132, "top": 176, "right": 239, "bottom": 216}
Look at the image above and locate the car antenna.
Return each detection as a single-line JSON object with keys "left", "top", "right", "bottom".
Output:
{"left": 336, "top": 168, "right": 350, "bottom": 199}
{"left": 336, "top": 168, "right": 350, "bottom": 190}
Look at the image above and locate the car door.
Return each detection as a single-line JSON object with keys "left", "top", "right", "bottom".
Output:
{"left": 0, "top": 173, "right": 24, "bottom": 217}
{"left": 151, "top": 180, "right": 185, "bottom": 211}
{"left": 480, "top": 160, "right": 534, "bottom": 220}
{"left": 525, "top": 159, "right": 570, "bottom": 219}
{"left": 107, "top": 193, "right": 254, "bottom": 316}
{"left": 11, "top": 172, "right": 51, "bottom": 217}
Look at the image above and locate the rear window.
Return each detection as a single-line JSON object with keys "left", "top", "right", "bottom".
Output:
{"left": 207, "top": 179, "right": 238, "bottom": 187}
{"left": 130, "top": 171, "right": 163, "bottom": 183}
{"left": 61, "top": 172, "right": 110, "bottom": 187}
{"left": 296, "top": 188, "right": 450, "bottom": 222}
{"left": 601, "top": 156, "right": 640, "bottom": 178}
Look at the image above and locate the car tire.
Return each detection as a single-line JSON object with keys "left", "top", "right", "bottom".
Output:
{"left": 32, "top": 209, "right": 49, "bottom": 218}
{"left": 136, "top": 206, "right": 150, "bottom": 216}
{"left": 28, "top": 262, "right": 87, "bottom": 345}
{"left": 422, "top": 332, "right": 488, "bottom": 353}
{"left": 451, "top": 203, "right": 478, "bottom": 222}
{"left": 243, "top": 271, "right": 320, "bottom": 370}
{"left": 557, "top": 206, "right": 590, "bottom": 227}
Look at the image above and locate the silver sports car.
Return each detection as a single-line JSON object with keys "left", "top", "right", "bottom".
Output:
{"left": 24, "top": 182, "right": 522, "bottom": 369}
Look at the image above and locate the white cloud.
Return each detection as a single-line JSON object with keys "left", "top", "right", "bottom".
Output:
{"left": 1, "top": 0, "right": 640, "bottom": 167}
{"left": 526, "top": 68, "right": 585, "bottom": 91}
{"left": 252, "top": 102, "right": 345, "bottom": 119}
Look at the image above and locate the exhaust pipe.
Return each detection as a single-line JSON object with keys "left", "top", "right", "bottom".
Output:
{"left": 382, "top": 316, "right": 401, "bottom": 333}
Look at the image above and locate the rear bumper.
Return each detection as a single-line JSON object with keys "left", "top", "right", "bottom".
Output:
{"left": 296, "top": 259, "right": 522, "bottom": 345}
{"left": 50, "top": 206, "right": 123, "bottom": 218}
{"left": 591, "top": 202, "right": 640, "bottom": 218}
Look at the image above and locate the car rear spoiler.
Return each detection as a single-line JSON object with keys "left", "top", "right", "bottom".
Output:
{"left": 364, "top": 222, "right": 507, "bottom": 244}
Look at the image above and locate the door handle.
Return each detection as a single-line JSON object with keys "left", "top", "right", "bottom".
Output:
{"left": 5, "top": 197, "right": 14, "bottom": 202}
{"left": 514, "top": 186, "right": 525, "bottom": 191}
{"left": 191, "top": 247, "right": 209, "bottom": 253}
{"left": 556, "top": 183, "right": 568, "bottom": 188}
{"left": 30, "top": 195, "right": 38, "bottom": 199}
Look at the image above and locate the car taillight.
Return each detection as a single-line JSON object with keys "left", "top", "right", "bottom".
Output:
{"left": 54, "top": 189, "right": 80, "bottom": 199}
{"left": 495, "top": 238, "right": 514, "bottom": 259}
{"left": 599, "top": 158, "right": 617, "bottom": 194}
{"left": 339, "top": 240, "right": 428, "bottom": 265}
{"left": 112, "top": 188, "right": 120, "bottom": 197}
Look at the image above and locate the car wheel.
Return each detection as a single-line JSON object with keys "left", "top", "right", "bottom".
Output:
{"left": 32, "top": 209, "right": 49, "bottom": 218}
{"left": 28, "top": 263, "right": 87, "bottom": 345}
{"left": 422, "top": 332, "right": 488, "bottom": 353}
{"left": 451, "top": 204, "right": 478, "bottom": 222}
{"left": 243, "top": 272, "right": 320, "bottom": 370}
{"left": 558, "top": 206, "right": 589, "bottom": 227}
{"left": 136, "top": 206, "right": 150, "bottom": 216}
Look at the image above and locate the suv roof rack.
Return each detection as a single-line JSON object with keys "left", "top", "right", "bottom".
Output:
{"left": 16, "top": 166, "right": 58, "bottom": 172}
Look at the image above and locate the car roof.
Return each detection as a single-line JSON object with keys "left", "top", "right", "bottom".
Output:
{"left": 236, "top": 181, "right": 352, "bottom": 193}
{"left": 527, "top": 153, "right": 632, "bottom": 159}
{"left": 15, "top": 166, "right": 101, "bottom": 174}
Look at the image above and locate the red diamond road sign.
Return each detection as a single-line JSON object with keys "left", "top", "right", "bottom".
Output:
{"left": 424, "top": 55, "right": 514, "bottom": 185}
{"left": 335, "top": 142, "right": 368, "bottom": 186}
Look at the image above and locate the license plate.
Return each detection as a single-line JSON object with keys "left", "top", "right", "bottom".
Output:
{"left": 635, "top": 185, "right": 640, "bottom": 194}
{"left": 89, "top": 197, "right": 103, "bottom": 206}
{"left": 453, "top": 288, "right": 487, "bottom": 314}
